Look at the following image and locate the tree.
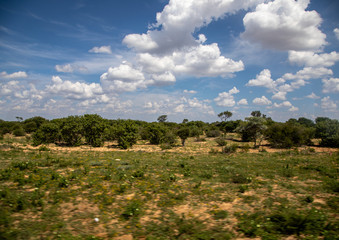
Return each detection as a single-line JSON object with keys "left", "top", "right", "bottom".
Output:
{"left": 157, "top": 115, "right": 167, "bottom": 123}
{"left": 251, "top": 111, "right": 262, "bottom": 118}
{"left": 32, "top": 122, "right": 60, "bottom": 146}
{"left": 297, "top": 117, "right": 315, "bottom": 128}
{"left": 177, "top": 127, "right": 190, "bottom": 146}
{"left": 147, "top": 123, "right": 167, "bottom": 145}
{"left": 218, "top": 111, "right": 232, "bottom": 122}
{"left": 60, "top": 116, "right": 83, "bottom": 146}
{"left": 315, "top": 117, "right": 339, "bottom": 147}
{"left": 81, "top": 114, "right": 106, "bottom": 147}
{"left": 265, "top": 122, "right": 314, "bottom": 148}
{"left": 236, "top": 116, "right": 267, "bottom": 148}
{"left": 113, "top": 120, "right": 139, "bottom": 149}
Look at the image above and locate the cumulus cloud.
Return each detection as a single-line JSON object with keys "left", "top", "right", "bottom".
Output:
{"left": 100, "top": 63, "right": 147, "bottom": 92}
{"left": 238, "top": 98, "right": 248, "bottom": 105}
{"left": 88, "top": 45, "right": 112, "bottom": 54}
{"left": 183, "top": 90, "right": 197, "bottom": 94}
{"left": 321, "top": 96, "right": 337, "bottom": 112}
{"left": 47, "top": 76, "right": 105, "bottom": 100}
{"left": 55, "top": 64, "right": 88, "bottom": 73}
{"left": 214, "top": 87, "right": 239, "bottom": 107}
{"left": 283, "top": 67, "right": 332, "bottom": 80}
{"left": 322, "top": 78, "right": 339, "bottom": 93}
{"left": 0, "top": 71, "right": 27, "bottom": 79}
{"left": 149, "top": 72, "right": 176, "bottom": 86}
{"left": 273, "top": 101, "right": 292, "bottom": 108}
{"left": 246, "top": 69, "right": 275, "bottom": 89}
{"left": 306, "top": 92, "right": 320, "bottom": 99}
{"left": 272, "top": 91, "right": 287, "bottom": 100}
{"left": 242, "top": 0, "right": 326, "bottom": 51}
{"left": 124, "top": 0, "right": 264, "bottom": 54}
{"left": 288, "top": 51, "right": 339, "bottom": 67}
{"left": 173, "top": 43, "right": 244, "bottom": 77}
{"left": 252, "top": 96, "right": 271, "bottom": 105}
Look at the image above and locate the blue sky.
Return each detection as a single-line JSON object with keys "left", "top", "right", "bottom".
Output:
{"left": 1, "top": 0, "right": 338, "bottom": 122}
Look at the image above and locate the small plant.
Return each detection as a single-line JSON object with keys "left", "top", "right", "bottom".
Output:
{"left": 222, "top": 143, "right": 238, "bottom": 154}
{"left": 121, "top": 199, "right": 142, "bottom": 220}
{"left": 38, "top": 145, "right": 50, "bottom": 151}
{"left": 211, "top": 210, "right": 228, "bottom": 220}
{"left": 215, "top": 137, "right": 227, "bottom": 146}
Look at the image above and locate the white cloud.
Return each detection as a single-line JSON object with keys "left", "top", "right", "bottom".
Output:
{"left": 322, "top": 78, "right": 339, "bottom": 93}
{"left": 272, "top": 91, "right": 287, "bottom": 100}
{"left": 238, "top": 98, "right": 248, "bottom": 105}
{"left": 55, "top": 64, "right": 88, "bottom": 73}
{"left": 124, "top": 0, "right": 264, "bottom": 54}
{"left": 47, "top": 76, "right": 104, "bottom": 100}
{"left": 137, "top": 53, "right": 175, "bottom": 74}
{"left": 183, "top": 90, "right": 197, "bottom": 94}
{"left": 252, "top": 95, "right": 271, "bottom": 105}
{"left": 0, "top": 71, "right": 27, "bottom": 79}
{"left": 89, "top": 45, "right": 112, "bottom": 54}
{"left": 283, "top": 67, "right": 332, "bottom": 80}
{"left": 149, "top": 72, "right": 176, "bottom": 86}
{"left": 242, "top": 0, "right": 326, "bottom": 51}
{"left": 246, "top": 69, "right": 275, "bottom": 89}
{"left": 334, "top": 28, "right": 339, "bottom": 40}
{"left": 321, "top": 96, "right": 337, "bottom": 112}
{"left": 173, "top": 43, "right": 244, "bottom": 77}
{"left": 289, "top": 106, "right": 299, "bottom": 112}
{"left": 273, "top": 101, "right": 292, "bottom": 108}
{"left": 100, "top": 63, "right": 147, "bottom": 92}
{"left": 214, "top": 87, "right": 239, "bottom": 107}
{"left": 306, "top": 92, "right": 320, "bottom": 99}
{"left": 288, "top": 51, "right": 339, "bottom": 67}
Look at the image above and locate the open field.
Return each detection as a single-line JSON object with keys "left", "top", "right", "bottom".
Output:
{"left": 0, "top": 136, "right": 338, "bottom": 239}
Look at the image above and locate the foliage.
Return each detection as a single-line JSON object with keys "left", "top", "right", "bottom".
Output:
{"left": 177, "top": 127, "right": 190, "bottom": 146}
{"left": 114, "top": 120, "right": 139, "bottom": 149}
{"left": 59, "top": 116, "right": 83, "bottom": 146}
{"left": 32, "top": 122, "right": 60, "bottom": 146}
{"left": 157, "top": 115, "right": 167, "bottom": 123}
{"left": 147, "top": 123, "right": 167, "bottom": 145}
{"left": 315, "top": 117, "right": 339, "bottom": 147}
{"left": 236, "top": 116, "right": 267, "bottom": 148}
{"left": 265, "top": 122, "right": 315, "bottom": 148}
{"left": 218, "top": 111, "right": 232, "bottom": 122}
{"left": 81, "top": 114, "right": 106, "bottom": 147}
{"left": 13, "top": 127, "right": 25, "bottom": 137}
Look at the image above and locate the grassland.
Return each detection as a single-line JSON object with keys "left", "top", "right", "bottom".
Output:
{"left": 0, "top": 135, "right": 338, "bottom": 239}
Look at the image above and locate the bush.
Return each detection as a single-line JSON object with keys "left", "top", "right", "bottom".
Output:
{"left": 215, "top": 137, "right": 227, "bottom": 146}
{"left": 114, "top": 121, "right": 139, "bottom": 149}
{"left": 177, "top": 127, "right": 190, "bottom": 146}
{"left": 266, "top": 122, "right": 314, "bottom": 148}
{"left": 81, "top": 114, "right": 106, "bottom": 147}
{"left": 60, "top": 116, "right": 83, "bottom": 146}
{"left": 222, "top": 143, "right": 238, "bottom": 154}
{"left": 315, "top": 118, "right": 339, "bottom": 147}
{"left": 206, "top": 129, "right": 221, "bottom": 138}
{"left": 147, "top": 123, "right": 167, "bottom": 145}
{"left": 32, "top": 122, "right": 60, "bottom": 146}
{"left": 13, "top": 127, "right": 25, "bottom": 137}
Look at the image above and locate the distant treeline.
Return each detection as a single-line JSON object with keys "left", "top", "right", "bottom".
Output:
{"left": 0, "top": 111, "right": 338, "bottom": 149}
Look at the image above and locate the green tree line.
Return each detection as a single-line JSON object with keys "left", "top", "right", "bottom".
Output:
{"left": 1, "top": 112, "right": 338, "bottom": 149}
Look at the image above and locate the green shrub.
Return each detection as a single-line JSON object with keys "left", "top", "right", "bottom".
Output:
{"left": 315, "top": 117, "right": 339, "bottom": 147}
{"left": 81, "top": 114, "right": 106, "bottom": 147}
{"left": 266, "top": 122, "right": 314, "bottom": 148}
{"left": 177, "top": 127, "right": 190, "bottom": 146}
{"left": 222, "top": 143, "right": 238, "bottom": 153}
{"left": 13, "top": 127, "right": 25, "bottom": 137}
{"left": 60, "top": 116, "right": 83, "bottom": 146}
{"left": 32, "top": 122, "right": 60, "bottom": 146}
{"left": 215, "top": 137, "right": 227, "bottom": 146}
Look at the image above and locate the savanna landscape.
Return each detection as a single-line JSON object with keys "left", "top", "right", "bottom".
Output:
{"left": 0, "top": 113, "right": 338, "bottom": 240}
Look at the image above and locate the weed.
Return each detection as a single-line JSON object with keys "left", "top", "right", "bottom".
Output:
{"left": 121, "top": 199, "right": 142, "bottom": 220}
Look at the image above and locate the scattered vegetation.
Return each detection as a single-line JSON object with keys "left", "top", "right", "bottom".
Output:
{"left": 0, "top": 111, "right": 338, "bottom": 239}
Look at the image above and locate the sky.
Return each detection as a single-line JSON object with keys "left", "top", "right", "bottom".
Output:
{"left": 0, "top": 0, "right": 339, "bottom": 122}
